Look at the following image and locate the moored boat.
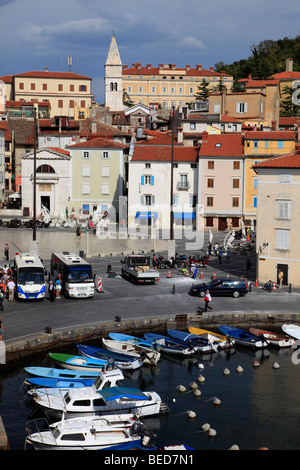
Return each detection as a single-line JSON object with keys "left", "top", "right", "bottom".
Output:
{"left": 104, "top": 335, "right": 161, "bottom": 365}
{"left": 219, "top": 325, "right": 269, "bottom": 348}
{"left": 47, "top": 353, "right": 120, "bottom": 372}
{"left": 144, "top": 333, "right": 196, "bottom": 356}
{"left": 24, "top": 367, "right": 101, "bottom": 380}
{"left": 250, "top": 328, "right": 294, "bottom": 348}
{"left": 77, "top": 344, "right": 143, "bottom": 370}
{"left": 188, "top": 327, "right": 235, "bottom": 349}
{"left": 167, "top": 329, "right": 214, "bottom": 353}
{"left": 282, "top": 324, "right": 300, "bottom": 341}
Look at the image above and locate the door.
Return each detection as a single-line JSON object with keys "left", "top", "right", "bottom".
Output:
{"left": 218, "top": 217, "right": 227, "bottom": 231}
{"left": 277, "top": 264, "right": 288, "bottom": 286}
{"left": 41, "top": 196, "right": 50, "bottom": 212}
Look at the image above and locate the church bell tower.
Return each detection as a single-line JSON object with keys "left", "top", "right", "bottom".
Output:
{"left": 104, "top": 34, "right": 123, "bottom": 111}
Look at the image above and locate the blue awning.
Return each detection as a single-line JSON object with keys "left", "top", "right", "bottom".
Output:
{"left": 135, "top": 211, "right": 158, "bottom": 219}
{"left": 173, "top": 212, "right": 195, "bottom": 220}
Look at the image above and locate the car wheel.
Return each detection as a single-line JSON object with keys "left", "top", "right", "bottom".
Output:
{"left": 199, "top": 291, "right": 206, "bottom": 298}
{"left": 232, "top": 291, "right": 240, "bottom": 298}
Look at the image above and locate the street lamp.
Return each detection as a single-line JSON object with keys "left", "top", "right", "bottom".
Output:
{"left": 33, "top": 107, "right": 37, "bottom": 241}
{"left": 170, "top": 104, "right": 175, "bottom": 241}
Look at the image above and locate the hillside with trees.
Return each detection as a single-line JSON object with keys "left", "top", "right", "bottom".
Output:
{"left": 215, "top": 35, "right": 300, "bottom": 79}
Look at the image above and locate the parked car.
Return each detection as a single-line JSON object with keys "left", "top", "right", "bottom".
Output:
{"left": 189, "top": 278, "right": 248, "bottom": 298}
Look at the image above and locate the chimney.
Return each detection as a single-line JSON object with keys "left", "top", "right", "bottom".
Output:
{"left": 286, "top": 58, "right": 293, "bottom": 72}
{"left": 146, "top": 64, "right": 152, "bottom": 69}
{"left": 123, "top": 65, "right": 128, "bottom": 70}
{"left": 210, "top": 66, "right": 214, "bottom": 72}
{"left": 197, "top": 64, "right": 202, "bottom": 70}
{"left": 271, "top": 120, "right": 276, "bottom": 130}
{"left": 44, "top": 67, "right": 48, "bottom": 72}
{"left": 202, "top": 131, "right": 208, "bottom": 142}
{"left": 177, "top": 127, "right": 183, "bottom": 144}
{"left": 186, "top": 65, "right": 190, "bottom": 70}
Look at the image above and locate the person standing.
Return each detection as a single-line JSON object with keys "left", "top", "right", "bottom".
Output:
{"left": 226, "top": 247, "right": 231, "bottom": 263}
{"left": 7, "top": 278, "right": 15, "bottom": 302}
{"left": 55, "top": 277, "right": 62, "bottom": 299}
{"left": 4, "top": 244, "right": 9, "bottom": 261}
{"left": 0, "top": 289, "right": 4, "bottom": 311}
{"left": 152, "top": 254, "right": 158, "bottom": 271}
{"left": 48, "top": 281, "right": 56, "bottom": 302}
{"left": 218, "top": 247, "right": 223, "bottom": 264}
{"left": 278, "top": 269, "right": 283, "bottom": 289}
{"left": 0, "top": 317, "right": 4, "bottom": 341}
{"left": 204, "top": 290, "right": 212, "bottom": 313}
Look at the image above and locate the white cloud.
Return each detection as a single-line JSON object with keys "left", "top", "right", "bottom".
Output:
{"left": 176, "top": 36, "right": 207, "bottom": 51}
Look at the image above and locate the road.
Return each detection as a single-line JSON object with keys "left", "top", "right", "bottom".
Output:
{"left": 0, "top": 226, "right": 299, "bottom": 346}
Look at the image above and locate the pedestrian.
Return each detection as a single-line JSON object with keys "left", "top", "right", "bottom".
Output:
{"left": 204, "top": 290, "right": 212, "bottom": 313}
{"left": 208, "top": 242, "right": 212, "bottom": 256}
{"left": 0, "top": 289, "right": 4, "bottom": 311}
{"left": 55, "top": 277, "right": 61, "bottom": 298}
{"left": 152, "top": 254, "right": 158, "bottom": 271}
{"left": 4, "top": 243, "right": 9, "bottom": 261}
{"left": 76, "top": 226, "right": 82, "bottom": 240}
{"left": 0, "top": 317, "right": 4, "bottom": 341}
{"left": 226, "top": 247, "right": 231, "bottom": 263}
{"left": 6, "top": 278, "right": 15, "bottom": 302}
{"left": 246, "top": 258, "right": 252, "bottom": 275}
{"left": 278, "top": 269, "right": 283, "bottom": 289}
{"left": 48, "top": 281, "right": 56, "bottom": 302}
{"left": 218, "top": 247, "right": 223, "bottom": 264}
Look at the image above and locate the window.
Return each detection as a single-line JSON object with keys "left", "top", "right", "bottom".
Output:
{"left": 265, "top": 141, "right": 269, "bottom": 149}
{"left": 207, "top": 178, "right": 214, "bottom": 188}
{"left": 173, "top": 194, "right": 178, "bottom": 206}
{"left": 233, "top": 161, "right": 240, "bottom": 170}
{"left": 179, "top": 87, "right": 183, "bottom": 94}
{"left": 138, "top": 86, "right": 143, "bottom": 93}
{"left": 208, "top": 161, "right": 214, "bottom": 169}
{"left": 141, "top": 195, "right": 155, "bottom": 206}
{"left": 145, "top": 163, "right": 151, "bottom": 168}
{"left": 58, "top": 84, "right": 63, "bottom": 91}
{"left": 236, "top": 102, "right": 247, "bottom": 113}
{"left": 253, "top": 140, "right": 258, "bottom": 148}
{"left": 58, "top": 100, "right": 63, "bottom": 108}
{"left": 141, "top": 175, "right": 154, "bottom": 185}
{"left": 82, "top": 184, "right": 90, "bottom": 194}
{"left": 36, "top": 165, "right": 55, "bottom": 173}
{"left": 279, "top": 174, "right": 291, "bottom": 183}
{"left": 253, "top": 177, "right": 258, "bottom": 189}
{"left": 128, "top": 86, "right": 132, "bottom": 93}
{"left": 102, "top": 151, "right": 109, "bottom": 159}
{"left": 189, "top": 87, "right": 194, "bottom": 94}
{"left": 152, "top": 86, "right": 156, "bottom": 93}
{"left": 232, "top": 197, "right": 239, "bottom": 207}
{"left": 102, "top": 166, "right": 109, "bottom": 177}
{"left": 80, "top": 101, "right": 86, "bottom": 108}
{"left": 207, "top": 196, "right": 214, "bottom": 207}
{"left": 70, "top": 84, "right": 74, "bottom": 91}
{"left": 80, "top": 85, "right": 87, "bottom": 91}
{"left": 102, "top": 184, "right": 109, "bottom": 195}
{"left": 69, "top": 100, "right": 74, "bottom": 108}
{"left": 179, "top": 174, "right": 188, "bottom": 188}
{"left": 82, "top": 166, "right": 90, "bottom": 177}
{"left": 171, "top": 87, "right": 175, "bottom": 93}
{"left": 19, "top": 83, "right": 24, "bottom": 90}
{"left": 277, "top": 230, "right": 289, "bottom": 250}
{"left": 43, "top": 84, "right": 47, "bottom": 91}
{"left": 82, "top": 204, "right": 90, "bottom": 215}
{"left": 277, "top": 200, "right": 290, "bottom": 219}
{"left": 232, "top": 179, "right": 240, "bottom": 188}
{"left": 253, "top": 196, "right": 257, "bottom": 208}
{"left": 82, "top": 151, "right": 90, "bottom": 159}
{"left": 31, "top": 83, "right": 35, "bottom": 90}
{"left": 162, "top": 86, "right": 167, "bottom": 93}
{"left": 278, "top": 141, "right": 284, "bottom": 149}
{"left": 190, "top": 123, "right": 195, "bottom": 130}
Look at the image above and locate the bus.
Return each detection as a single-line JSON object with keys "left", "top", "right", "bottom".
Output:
{"left": 14, "top": 253, "right": 46, "bottom": 300}
{"left": 50, "top": 252, "right": 94, "bottom": 298}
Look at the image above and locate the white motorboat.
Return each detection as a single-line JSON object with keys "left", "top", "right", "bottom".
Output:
{"left": 102, "top": 338, "right": 160, "bottom": 365}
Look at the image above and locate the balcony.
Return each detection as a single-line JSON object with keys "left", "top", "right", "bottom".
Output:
{"left": 177, "top": 181, "right": 190, "bottom": 191}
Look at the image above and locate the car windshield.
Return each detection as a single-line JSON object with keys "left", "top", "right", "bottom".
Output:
{"left": 67, "top": 266, "right": 93, "bottom": 283}
{"left": 19, "top": 267, "right": 44, "bottom": 285}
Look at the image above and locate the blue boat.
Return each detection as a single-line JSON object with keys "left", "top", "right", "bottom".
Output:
{"left": 25, "top": 377, "right": 95, "bottom": 388}
{"left": 167, "top": 329, "right": 214, "bottom": 353}
{"left": 144, "top": 333, "right": 196, "bottom": 356}
{"left": 109, "top": 333, "right": 154, "bottom": 349}
{"left": 219, "top": 325, "right": 270, "bottom": 348}
{"left": 24, "top": 367, "right": 101, "bottom": 380}
{"left": 77, "top": 344, "right": 143, "bottom": 370}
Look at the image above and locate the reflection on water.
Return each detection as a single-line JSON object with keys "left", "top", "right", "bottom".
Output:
{"left": 1, "top": 344, "right": 300, "bottom": 450}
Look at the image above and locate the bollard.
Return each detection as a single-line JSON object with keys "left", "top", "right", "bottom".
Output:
{"left": 249, "top": 282, "right": 252, "bottom": 292}
{"left": 172, "top": 284, "right": 176, "bottom": 294}
{"left": 97, "top": 277, "right": 103, "bottom": 292}
{"left": 289, "top": 283, "right": 292, "bottom": 293}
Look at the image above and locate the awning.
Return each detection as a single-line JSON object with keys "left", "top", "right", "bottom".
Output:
{"left": 173, "top": 212, "right": 195, "bottom": 220}
{"left": 8, "top": 192, "right": 21, "bottom": 199}
{"left": 135, "top": 211, "right": 158, "bottom": 219}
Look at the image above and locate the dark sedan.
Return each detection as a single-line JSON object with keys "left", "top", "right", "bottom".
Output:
{"left": 189, "top": 278, "right": 248, "bottom": 298}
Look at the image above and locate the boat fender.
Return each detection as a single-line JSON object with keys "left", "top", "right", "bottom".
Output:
{"left": 208, "top": 428, "right": 217, "bottom": 436}
{"left": 252, "top": 360, "right": 260, "bottom": 367}
{"left": 202, "top": 423, "right": 210, "bottom": 431}
{"left": 187, "top": 410, "right": 196, "bottom": 418}
{"left": 190, "top": 382, "right": 198, "bottom": 390}
{"left": 198, "top": 363, "right": 204, "bottom": 370}
{"left": 198, "top": 374, "right": 205, "bottom": 383}
{"left": 272, "top": 362, "right": 280, "bottom": 369}
{"left": 213, "top": 397, "right": 221, "bottom": 405}
{"left": 236, "top": 365, "right": 244, "bottom": 373}
{"left": 177, "top": 385, "right": 186, "bottom": 393}
{"left": 223, "top": 367, "right": 230, "bottom": 375}
{"left": 229, "top": 445, "right": 239, "bottom": 450}
{"left": 193, "top": 389, "right": 201, "bottom": 397}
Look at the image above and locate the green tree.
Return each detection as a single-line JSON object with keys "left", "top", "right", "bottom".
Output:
{"left": 280, "top": 85, "right": 300, "bottom": 116}
{"left": 194, "top": 79, "right": 210, "bottom": 102}
{"left": 123, "top": 89, "right": 134, "bottom": 107}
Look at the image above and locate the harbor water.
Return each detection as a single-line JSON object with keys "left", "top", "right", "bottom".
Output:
{"left": 1, "top": 339, "right": 300, "bottom": 451}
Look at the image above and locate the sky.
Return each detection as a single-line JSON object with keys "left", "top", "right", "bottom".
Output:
{"left": 0, "top": 0, "right": 299, "bottom": 103}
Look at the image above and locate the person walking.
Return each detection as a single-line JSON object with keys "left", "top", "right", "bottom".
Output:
{"left": 278, "top": 269, "right": 283, "bottom": 289}
{"left": 76, "top": 226, "right": 82, "bottom": 240}
{"left": 7, "top": 278, "right": 15, "bottom": 302}
{"left": 0, "top": 317, "right": 4, "bottom": 341}
{"left": 48, "top": 281, "right": 56, "bottom": 302}
{"left": 218, "top": 247, "right": 223, "bottom": 264}
{"left": 226, "top": 247, "right": 231, "bottom": 263}
{"left": 4, "top": 244, "right": 9, "bottom": 261}
{"left": 55, "top": 277, "right": 62, "bottom": 299}
{"left": 204, "top": 290, "right": 212, "bottom": 313}
{"left": 0, "top": 289, "right": 4, "bottom": 311}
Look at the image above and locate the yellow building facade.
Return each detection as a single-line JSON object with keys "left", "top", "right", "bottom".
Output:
{"left": 122, "top": 63, "right": 233, "bottom": 109}
{"left": 13, "top": 70, "right": 93, "bottom": 119}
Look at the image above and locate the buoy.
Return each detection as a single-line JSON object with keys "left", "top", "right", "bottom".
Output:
{"left": 198, "top": 363, "right": 204, "bottom": 370}
{"left": 193, "top": 389, "right": 201, "bottom": 397}
{"left": 223, "top": 367, "right": 230, "bottom": 375}
{"left": 272, "top": 281, "right": 276, "bottom": 291}
{"left": 208, "top": 428, "right": 217, "bottom": 436}
{"left": 190, "top": 382, "right": 198, "bottom": 390}
{"left": 200, "top": 271, "right": 203, "bottom": 279}
{"left": 178, "top": 385, "right": 186, "bottom": 393}
{"left": 167, "top": 269, "right": 171, "bottom": 278}
{"left": 187, "top": 410, "right": 196, "bottom": 418}
{"left": 213, "top": 397, "right": 221, "bottom": 405}
{"left": 273, "top": 362, "right": 280, "bottom": 369}
{"left": 229, "top": 445, "right": 240, "bottom": 450}
{"left": 198, "top": 374, "right": 205, "bottom": 383}
{"left": 255, "top": 278, "right": 258, "bottom": 287}
{"left": 236, "top": 365, "right": 244, "bottom": 373}
{"left": 253, "top": 360, "right": 260, "bottom": 368}
{"left": 202, "top": 423, "right": 210, "bottom": 431}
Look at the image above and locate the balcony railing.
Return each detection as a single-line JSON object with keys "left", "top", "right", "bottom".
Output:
{"left": 177, "top": 182, "right": 190, "bottom": 191}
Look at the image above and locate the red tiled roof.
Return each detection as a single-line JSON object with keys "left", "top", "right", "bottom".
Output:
{"left": 67, "top": 136, "right": 127, "bottom": 149}
{"left": 0, "top": 75, "right": 13, "bottom": 83}
{"left": 47, "top": 147, "right": 70, "bottom": 156}
{"left": 199, "top": 133, "right": 244, "bottom": 157}
{"left": 0, "top": 121, "right": 12, "bottom": 141}
{"left": 252, "top": 152, "right": 300, "bottom": 169}
{"left": 271, "top": 71, "right": 300, "bottom": 80}
{"left": 135, "top": 131, "right": 180, "bottom": 146}
{"left": 14, "top": 71, "right": 91, "bottom": 80}
{"left": 221, "top": 115, "right": 243, "bottom": 123}
{"left": 245, "top": 79, "right": 279, "bottom": 87}
{"left": 244, "top": 131, "right": 295, "bottom": 140}
{"left": 132, "top": 145, "right": 199, "bottom": 162}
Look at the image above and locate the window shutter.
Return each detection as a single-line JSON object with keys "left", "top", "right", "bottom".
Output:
{"left": 140, "top": 195, "right": 145, "bottom": 205}
{"left": 151, "top": 175, "right": 154, "bottom": 185}
{"left": 141, "top": 175, "right": 144, "bottom": 185}
{"left": 151, "top": 195, "right": 155, "bottom": 205}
